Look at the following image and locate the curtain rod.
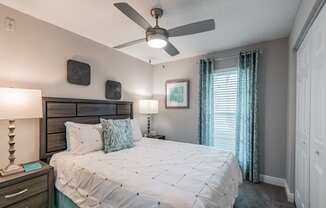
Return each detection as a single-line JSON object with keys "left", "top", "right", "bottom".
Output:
{"left": 211, "top": 49, "right": 263, "bottom": 61}
{"left": 194, "top": 49, "right": 263, "bottom": 64}
{"left": 214, "top": 55, "right": 238, "bottom": 61}
{"left": 195, "top": 55, "right": 238, "bottom": 65}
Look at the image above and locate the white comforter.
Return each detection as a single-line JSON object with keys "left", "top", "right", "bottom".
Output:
{"left": 50, "top": 138, "right": 242, "bottom": 208}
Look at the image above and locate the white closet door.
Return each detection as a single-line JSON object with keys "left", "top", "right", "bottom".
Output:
{"left": 309, "top": 6, "right": 326, "bottom": 208}
{"left": 296, "top": 4, "right": 326, "bottom": 208}
{"left": 296, "top": 32, "right": 311, "bottom": 208}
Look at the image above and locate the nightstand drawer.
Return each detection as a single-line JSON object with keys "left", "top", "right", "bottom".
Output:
{"left": 0, "top": 175, "right": 48, "bottom": 207}
{"left": 7, "top": 192, "right": 48, "bottom": 208}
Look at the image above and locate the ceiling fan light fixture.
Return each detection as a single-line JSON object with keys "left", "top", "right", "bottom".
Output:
{"left": 147, "top": 33, "right": 167, "bottom": 48}
{"left": 148, "top": 39, "right": 167, "bottom": 48}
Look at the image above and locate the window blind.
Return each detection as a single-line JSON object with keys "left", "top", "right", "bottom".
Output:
{"left": 213, "top": 67, "right": 238, "bottom": 152}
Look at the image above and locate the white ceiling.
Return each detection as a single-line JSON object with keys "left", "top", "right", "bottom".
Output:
{"left": 0, "top": 0, "right": 300, "bottom": 64}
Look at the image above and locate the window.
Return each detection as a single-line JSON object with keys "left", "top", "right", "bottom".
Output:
{"left": 213, "top": 67, "right": 238, "bottom": 153}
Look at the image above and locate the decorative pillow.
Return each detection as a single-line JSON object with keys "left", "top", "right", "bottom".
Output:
{"left": 101, "top": 118, "right": 134, "bottom": 153}
{"left": 65, "top": 122, "right": 103, "bottom": 155}
{"left": 131, "top": 119, "right": 143, "bottom": 141}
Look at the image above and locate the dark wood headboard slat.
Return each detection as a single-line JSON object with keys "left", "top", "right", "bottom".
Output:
{"left": 101, "top": 115, "right": 131, "bottom": 120}
{"left": 47, "top": 133, "right": 66, "bottom": 152}
{"left": 47, "top": 103, "right": 76, "bottom": 118}
{"left": 40, "top": 97, "right": 133, "bottom": 161}
{"left": 117, "top": 104, "right": 132, "bottom": 115}
{"left": 47, "top": 116, "right": 99, "bottom": 134}
{"left": 77, "top": 103, "right": 116, "bottom": 116}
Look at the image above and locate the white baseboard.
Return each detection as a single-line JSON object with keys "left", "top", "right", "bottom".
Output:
{"left": 260, "top": 174, "right": 294, "bottom": 203}
{"left": 285, "top": 183, "right": 295, "bottom": 203}
{"left": 260, "top": 174, "right": 286, "bottom": 187}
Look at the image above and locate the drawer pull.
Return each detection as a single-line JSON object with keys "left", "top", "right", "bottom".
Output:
{"left": 4, "top": 189, "right": 28, "bottom": 199}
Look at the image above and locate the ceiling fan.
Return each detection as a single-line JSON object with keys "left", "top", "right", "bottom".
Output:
{"left": 113, "top": 2, "right": 215, "bottom": 56}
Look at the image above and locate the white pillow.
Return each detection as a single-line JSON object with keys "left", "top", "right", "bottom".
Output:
{"left": 65, "top": 122, "right": 103, "bottom": 155}
{"left": 131, "top": 119, "right": 143, "bottom": 141}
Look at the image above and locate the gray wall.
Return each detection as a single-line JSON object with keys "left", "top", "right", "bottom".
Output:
{"left": 152, "top": 57, "right": 200, "bottom": 144}
{"left": 0, "top": 4, "right": 153, "bottom": 167}
{"left": 153, "top": 38, "right": 289, "bottom": 179}
{"left": 286, "top": 0, "right": 318, "bottom": 193}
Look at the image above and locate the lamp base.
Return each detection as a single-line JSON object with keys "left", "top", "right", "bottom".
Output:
{"left": 0, "top": 164, "right": 24, "bottom": 177}
{"left": 0, "top": 120, "right": 24, "bottom": 177}
{"left": 147, "top": 115, "right": 152, "bottom": 136}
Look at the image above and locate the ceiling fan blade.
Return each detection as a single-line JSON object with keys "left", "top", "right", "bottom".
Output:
{"left": 164, "top": 41, "right": 180, "bottom": 56}
{"left": 114, "top": 38, "right": 146, "bottom": 49}
{"left": 168, "top": 19, "right": 215, "bottom": 37}
{"left": 114, "top": 3, "right": 152, "bottom": 30}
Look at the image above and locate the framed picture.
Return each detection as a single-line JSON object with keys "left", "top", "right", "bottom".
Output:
{"left": 165, "top": 79, "right": 190, "bottom": 108}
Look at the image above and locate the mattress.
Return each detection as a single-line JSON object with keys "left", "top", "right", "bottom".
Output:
{"left": 50, "top": 138, "right": 242, "bottom": 208}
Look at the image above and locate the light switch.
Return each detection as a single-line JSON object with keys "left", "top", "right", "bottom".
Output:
{"left": 4, "top": 17, "right": 16, "bottom": 32}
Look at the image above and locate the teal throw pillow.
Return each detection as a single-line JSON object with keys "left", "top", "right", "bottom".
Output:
{"left": 101, "top": 118, "right": 134, "bottom": 153}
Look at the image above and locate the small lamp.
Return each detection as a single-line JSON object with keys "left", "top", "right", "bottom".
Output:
{"left": 0, "top": 88, "right": 42, "bottom": 176}
{"left": 139, "top": 99, "right": 158, "bottom": 136}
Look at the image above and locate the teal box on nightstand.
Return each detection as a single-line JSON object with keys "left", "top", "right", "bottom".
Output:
{"left": 23, "top": 162, "right": 42, "bottom": 172}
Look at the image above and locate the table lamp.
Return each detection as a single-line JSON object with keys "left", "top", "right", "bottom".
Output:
{"left": 0, "top": 88, "right": 42, "bottom": 176}
{"left": 139, "top": 99, "right": 158, "bottom": 136}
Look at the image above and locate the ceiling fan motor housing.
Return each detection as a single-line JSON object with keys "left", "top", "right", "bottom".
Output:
{"left": 147, "top": 7, "right": 167, "bottom": 43}
{"left": 146, "top": 27, "right": 168, "bottom": 48}
{"left": 151, "top": 8, "right": 163, "bottom": 19}
{"left": 146, "top": 27, "right": 168, "bottom": 41}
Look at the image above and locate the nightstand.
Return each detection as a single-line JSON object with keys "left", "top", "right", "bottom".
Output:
{"left": 147, "top": 135, "right": 166, "bottom": 140}
{"left": 0, "top": 161, "right": 54, "bottom": 208}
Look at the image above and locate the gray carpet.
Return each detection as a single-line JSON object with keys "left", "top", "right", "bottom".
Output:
{"left": 234, "top": 182, "right": 296, "bottom": 208}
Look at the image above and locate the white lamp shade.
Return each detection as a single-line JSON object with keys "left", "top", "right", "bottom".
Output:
{"left": 0, "top": 88, "right": 42, "bottom": 120}
{"left": 139, "top": 100, "right": 158, "bottom": 114}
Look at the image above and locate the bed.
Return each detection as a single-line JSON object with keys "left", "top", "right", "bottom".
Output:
{"left": 40, "top": 97, "right": 242, "bottom": 208}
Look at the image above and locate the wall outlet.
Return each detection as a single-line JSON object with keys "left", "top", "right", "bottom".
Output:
{"left": 4, "top": 17, "right": 16, "bottom": 32}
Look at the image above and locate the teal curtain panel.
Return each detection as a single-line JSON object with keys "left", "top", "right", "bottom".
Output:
{"left": 199, "top": 59, "right": 215, "bottom": 146}
{"left": 236, "top": 50, "right": 260, "bottom": 183}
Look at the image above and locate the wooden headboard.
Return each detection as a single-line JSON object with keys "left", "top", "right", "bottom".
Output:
{"left": 40, "top": 97, "right": 133, "bottom": 162}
